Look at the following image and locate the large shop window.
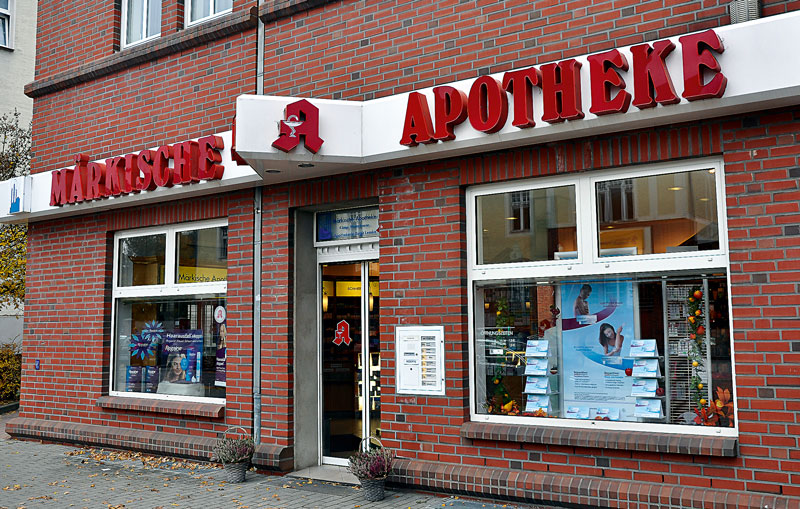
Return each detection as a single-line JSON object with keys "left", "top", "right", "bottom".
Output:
{"left": 468, "top": 161, "right": 735, "bottom": 435}
{"left": 122, "top": 0, "right": 161, "bottom": 47}
{"left": 111, "top": 220, "right": 228, "bottom": 401}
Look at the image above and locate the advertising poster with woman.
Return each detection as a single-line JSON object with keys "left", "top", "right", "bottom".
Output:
{"left": 561, "top": 281, "right": 636, "bottom": 420}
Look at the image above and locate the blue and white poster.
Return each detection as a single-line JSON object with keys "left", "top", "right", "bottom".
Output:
{"left": 561, "top": 281, "right": 636, "bottom": 419}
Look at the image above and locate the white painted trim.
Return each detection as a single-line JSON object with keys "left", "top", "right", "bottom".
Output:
{"left": 236, "top": 12, "right": 800, "bottom": 179}
{"left": 185, "top": 0, "right": 231, "bottom": 27}
{"left": 121, "top": 0, "right": 161, "bottom": 49}
{"left": 0, "top": 0, "right": 14, "bottom": 49}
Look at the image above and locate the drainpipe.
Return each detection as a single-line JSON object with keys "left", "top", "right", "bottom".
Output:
{"left": 252, "top": 0, "right": 265, "bottom": 444}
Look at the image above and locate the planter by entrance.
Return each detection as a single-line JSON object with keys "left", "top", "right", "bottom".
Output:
{"left": 359, "top": 477, "right": 386, "bottom": 502}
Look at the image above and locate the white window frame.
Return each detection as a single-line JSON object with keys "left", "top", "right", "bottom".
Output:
{"left": 185, "top": 0, "right": 232, "bottom": 27}
{"left": 109, "top": 218, "right": 228, "bottom": 403}
{"left": 0, "top": 0, "right": 13, "bottom": 50}
{"left": 466, "top": 157, "right": 737, "bottom": 437}
{"left": 121, "top": 0, "right": 161, "bottom": 49}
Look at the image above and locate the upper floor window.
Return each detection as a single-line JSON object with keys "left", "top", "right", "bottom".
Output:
{"left": 123, "top": 0, "right": 161, "bottom": 47}
{"left": 0, "top": 0, "right": 12, "bottom": 48}
{"left": 187, "top": 0, "right": 232, "bottom": 25}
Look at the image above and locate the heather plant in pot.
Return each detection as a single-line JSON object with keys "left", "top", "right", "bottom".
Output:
{"left": 347, "top": 437, "right": 395, "bottom": 502}
{"left": 212, "top": 427, "right": 255, "bottom": 483}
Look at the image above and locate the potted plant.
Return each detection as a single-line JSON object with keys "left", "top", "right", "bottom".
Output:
{"left": 347, "top": 437, "right": 395, "bottom": 501}
{"left": 211, "top": 426, "right": 255, "bottom": 483}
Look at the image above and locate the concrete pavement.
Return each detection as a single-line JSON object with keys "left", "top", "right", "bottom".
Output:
{"left": 0, "top": 419, "right": 557, "bottom": 509}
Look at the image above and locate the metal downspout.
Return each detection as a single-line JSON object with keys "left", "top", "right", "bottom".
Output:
{"left": 253, "top": 0, "right": 265, "bottom": 444}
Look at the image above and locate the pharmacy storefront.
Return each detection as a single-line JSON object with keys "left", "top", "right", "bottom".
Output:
{"left": 5, "top": 15, "right": 800, "bottom": 508}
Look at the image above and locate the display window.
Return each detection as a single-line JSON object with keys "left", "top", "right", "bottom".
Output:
{"left": 467, "top": 159, "right": 736, "bottom": 435}
{"left": 110, "top": 220, "right": 227, "bottom": 402}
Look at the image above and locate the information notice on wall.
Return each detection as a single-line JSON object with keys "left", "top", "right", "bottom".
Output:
{"left": 316, "top": 207, "right": 379, "bottom": 242}
{"left": 395, "top": 326, "right": 445, "bottom": 395}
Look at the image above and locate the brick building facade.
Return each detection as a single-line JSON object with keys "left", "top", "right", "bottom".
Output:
{"left": 4, "top": 1, "right": 800, "bottom": 507}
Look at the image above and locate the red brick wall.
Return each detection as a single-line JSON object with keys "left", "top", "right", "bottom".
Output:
{"left": 370, "top": 106, "right": 800, "bottom": 500}
{"left": 22, "top": 0, "right": 800, "bottom": 503}
{"left": 30, "top": 28, "right": 255, "bottom": 175}
{"left": 22, "top": 191, "right": 254, "bottom": 438}
{"left": 261, "top": 0, "right": 799, "bottom": 101}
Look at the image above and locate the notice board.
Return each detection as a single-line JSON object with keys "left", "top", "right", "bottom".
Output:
{"left": 395, "top": 326, "right": 445, "bottom": 395}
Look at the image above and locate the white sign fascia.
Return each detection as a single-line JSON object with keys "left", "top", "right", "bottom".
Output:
{"left": 0, "top": 131, "right": 261, "bottom": 224}
{"left": 237, "top": 11, "right": 800, "bottom": 172}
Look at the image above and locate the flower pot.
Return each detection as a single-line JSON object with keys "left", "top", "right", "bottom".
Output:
{"left": 359, "top": 477, "right": 386, "bottom": 502}
{"left": 224, "top": 462, "right": 248, "bottom": 483}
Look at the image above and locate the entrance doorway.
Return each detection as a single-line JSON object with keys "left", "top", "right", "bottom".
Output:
{"left": 319, "top": 261, "right": 380, "bottom": 465}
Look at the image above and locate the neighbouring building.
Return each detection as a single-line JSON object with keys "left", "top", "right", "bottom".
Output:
{"left": 0, "top": 0, "right": 36, "bottom": 124}
{"left": 3, "top": 1, "right": 800, "bottom": 507}
{"left": 0, "top": 0, "right": 36, "bottom": 346}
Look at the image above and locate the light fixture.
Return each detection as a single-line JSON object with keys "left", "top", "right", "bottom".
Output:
{"left": 606, "top": 225, "right": 615, "bottom": 229}
{"left": 506, "top": 216, "right": 518, "bottom": 220}
{"left": 298, "top": 162, "right": 315, "bottom": 168}
{"left": 484, "top": 302, "right": 490, "bottom": 310}
{"left": 699, "top": 197, "right": 710, "bottom": 202}
{"left": 322, "top": 294, "right": 329, "bottom": 312}
{"left": 668, "top": 186, "right": 683, "bottom": 191}
{"left": 525, "top": 301, "right": 531, "bottom": 310}
{"left": 483, "top": 229, "right": 489, "bottom": 232}
{"left": 708, "top": 168, "right": 716, "bottom": 174}
{"left": 369, "top": 293, "right": 374, "bottom": 312}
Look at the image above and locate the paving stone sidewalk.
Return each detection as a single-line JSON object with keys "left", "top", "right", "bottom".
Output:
{"left": 0, "top": 435, "right": 559, "bottom": 509}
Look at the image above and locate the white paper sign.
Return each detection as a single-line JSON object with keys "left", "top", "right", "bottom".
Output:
{"left": 595, "top": 407, "right": 620, "bottom": 421}
{"left": 525, "top": 395, "right": 551, "bottom": 413}
{"left": 632, "top": 358, "right": 661, "bottom": 378}
{"left": 565, "top": 406, "right": 590, "bottom": 419}
{"left": 524, "top": 376, "right": 550, "bottom": 394}
{"left": 524, "top": 358, "right": 549, "bottom": 376}
{"left": 525, "top": 339, "right": 549, "bottom": 357}
{"left": 629, "top": 339, "right": 657, "bottom": 357}
{"left": 631, "top": 378, "right": 658, "bottom": 397}
{"left": 634, "top": 399, "right": 663, "bottom": 418}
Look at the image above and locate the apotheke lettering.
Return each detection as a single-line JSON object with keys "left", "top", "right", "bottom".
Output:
{"left": 50, "top": 135, "right": 226, "bottom": 206}
{"left": 400, "top": 30, "right": 726, "bottom": 146}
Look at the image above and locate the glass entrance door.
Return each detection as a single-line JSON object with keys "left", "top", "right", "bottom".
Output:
{"left": 320, "top": 261, "right": 380, "bottom": 464}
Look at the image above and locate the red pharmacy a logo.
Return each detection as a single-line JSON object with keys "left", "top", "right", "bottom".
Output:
{"left": 333, "top": 320, "right": 352, "bottom": 346}
{"left": 272, "top": 99, "right": 324, "bottom": 154}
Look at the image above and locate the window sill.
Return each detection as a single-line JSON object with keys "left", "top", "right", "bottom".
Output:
{"left": 25, "top": 7, "right": 258, "bottom": 98}
{"left": 97, "top": 396, "right": 224, "bottom": 418}
{"left": 460, "top": 421, "right": 737, "bottom": 457}
{"left": 0, "top": 45, "right": 12, "bottom": 52}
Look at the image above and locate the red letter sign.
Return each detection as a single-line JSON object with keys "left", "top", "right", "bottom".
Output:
{"left": 272, "top": 99, "right": 324, "bottom": 154}
{"left": 588, "top": 49, "right": 631, "bottom": 115}
{"left": 400, "top": 92, "right": 435, "bottom": 146}
{"left": 540, "top": 59, "right": 584, "bottom": 123}
{"left": 198, "top": 135, "right": 225, "bottom": 180}
{"left": 502, "top": 67, "right": 541, "bottom": 128}
{"left": 432, "top": 86, "right": 468, "bottom": 141}
{"left": 468, "top": 76, "right": 508, "bottom": 133}
{"left": 631, "top": 40, "right": 678, "bottom": 109}
{"left": 680, "top": 30, "right": 727, "bottom": 101}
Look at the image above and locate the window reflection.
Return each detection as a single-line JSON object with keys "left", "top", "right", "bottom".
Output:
{"left": 477, "top": 185, "right": 577, "bottom": 264}
{"left": 597, "top": 169, "right": 718, "bottom": 256}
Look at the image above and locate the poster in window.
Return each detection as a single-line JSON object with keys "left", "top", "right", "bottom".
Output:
{"left": 561, "top": 281, "right": 636, "bottom": 419}
{"left": 215, "top": 322, "right": 227, "bottom": 387}
{"left": 161, "top": 330, "right": 204, "bottom": 384}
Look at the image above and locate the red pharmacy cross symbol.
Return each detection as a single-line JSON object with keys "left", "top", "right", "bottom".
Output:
{"left": 272, "top": 99, "right": 324, "bottom": 154}
{"left": 333, "top": 320, "right": 352, "bottom": 346}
